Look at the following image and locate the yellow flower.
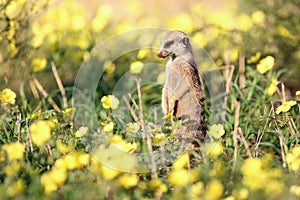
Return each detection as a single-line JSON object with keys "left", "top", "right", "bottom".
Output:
{"left": 5, "top": 0, "right": 25, "bottom": 19}
{"left": 191, "top": 182, "right": 204, "bottom": 198}
{"left": 266, "top": 77, "right": 278, "bottom": 96}
{"left": 241, "top": 158, "right": 262, "bottom": 176}
{"left": 2, "top": 142, "right": 24, "bottom": 160}
{"left": 247, "top": 52, "right": 261, "bottom": 64}
{"left": 296, "top": 91, "right": 300, "bottom": 96}
{"left": 275, "top": 100, "right": 297, "bottom": 114}
{"left": 148, "top": 179, "right": 168, "bottom": 193}
{"left": 7, "top": 180, "right": 25, "bottom": 197}
{"left": 63, "top": 154, "right": 78, "bottom": 170}
{"left": 233, "top": 188, "right": 249, "bottom": 200}
{"left": 75, "top": 126, "right": 88, "bottom": 138}
{"left": 119, "top": 173, "right": 139, "bottom": 189}
{"left": 49, "top": 168, "right": 67, "bottom": 185}
{"left": 241, "top": 158, "right": 265, "bottom": 190}
{"left": 32, "top": 58, "right": 47, "bottom": 72}
{"left": 163, "top": 111, "right": 173, "bottom": 120}
{"left": 55, "top": 153, "right": 88, "bottom": 170}
{"left": 51, "top": 115, "right": 58, "bottom": 124}
{"left": 290, "top": 185, "right": 300, "bottom": 197}
{"left": 77, "top": 153, "right": 90, "bottom": 166}
{"left": 264, "top": 180, "right": 284, "bottom": 196}
{"left": 56, "top": 140, "right": 73, "bottom": 154}
{"left": 153, "top": 133, "right": 166, "bottom": 143}
{"left": 101, "top": 95, "right": 119, "bottom": 109}
{"left": 205, "top": 179, "right": 224, "bottom": 200}
{"left": 29, "top": 109, "right": 41, "bottom": 120}
{"left": 41, "top": 167, "right": 67, "bottom": 194}
{"left": 168, "top": 169, "right": 192, "bottom": 186}
{"left": 122, "top": 142, "right": 138, "bottom": 154}
{"left": 104, "top": 61, "right": 116, "bottom": 74}
{"left": 137, "top": 49, "right": 150, "bottom": 60}
{"left": 237, "top": 13, "right": 253, "bottom": 32}
{"left": 208, "top": 124, "right": 225, "bottom": 139}
{"left": 251, "top": 10, "right": 265, "bottom": 26}
{"left": 30, "top": 120, "right": 52, "bottom": 146}
{"left": 126, "top": 122, "right": 140, "bottom": 134}
{"left": 101, "top": 164, "right": 121, "bottom": 180}
{"left": 286, "top": 146, "right": 300, "bottom": 172}
{"left": 209, "top": 160, "right": 225, "bottom": 177}
{"left": 277, "top": 25, "right": 292, "bottom": 38}
{"left": 173, "top": 152, "right": 190, "bottom": 170}
{"left": 257, "top": 56, "right": 275, "bottom": 74}
{"left": 167, "top": 13, "right": 194, "bottom": 33}
{"left": 203, "top": 142, "right": 223, "bottom": 157}
{"left": 4, "top": 161, "right": 20, "bottom": 176}
{"left": 192, "top": 32, "right": 207, "bottom": 47}
{"left": 6, "top": 42, "right": 18, "bottom": 58}
{"left": 0, "top": 88, "right": 16, "bottom": 104}
{"left": 41, "top": 179, "right": 57, "bottom": 195}
{"left": 130, "top": 61, "right": 144, "bottom": 74}
{"left": 94, "top": 144, "right": 137, "bottom": 172}
{"left": 106, "top": 134, "right": 123, "bottom": 144}
{"left": 61, "top": 107, "right": 75, "bottom": 115}
{"left": 91, "top": 5, "right": 112, "bottom": 32}
{"left": 101, "top": 121, "right": 114, "bottom": 133}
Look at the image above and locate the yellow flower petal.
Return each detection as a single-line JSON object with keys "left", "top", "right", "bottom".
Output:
{"left": 247, "top": 52, "right": 261, "bottom": 64}
{"left": 75, "top": 126, "right": 88, "bottom": 138}
{"left": 32, "top": 58, "right": 47, "bottom": 72}
{"left": 101, "top": 95, "right": 119, "bottom": 109}
{"left": 130, "top": 61, "right": 144, "bottom": 74}
{"left": 7, "top": 180, "right": 25, "bottom": 197}
{"left": 208, "top": 124, "right": 225, "bottom": 139}
{"left": 102, "top": 121, "right": 114, "bottom": 133}
{"left": 266, "top": 78, "right": 278, "bottom": 96}
{"left": 29, "top": 109, "right": 42, "bottom": 120}
{"left": 2, "top": 142, "right": 24, "bottom": 160}
{"left": 0, "top": 88, "right": 16, "bottom": 104}
{"left": 275, "top": 100, "right": 297, "bottom": 114}
{"left": 203, "top": 142, "right": 223, "bottom": 157}
{"left": 62, "top": 107, "right": 75, "bottom": 115}
{"left": 101, "top": 165, "right": 121, "bottom": 180}
{"left": 153, "top": 133, "right": 166, "bottom": 143}
{"left": 168, "top": 169, "right": 192, "bottom": 186}
{"left": 163, "top": 111, "right": 173, "bottom": 120}
{"left": 30, "top": 120, "right": 52, "bottom": 146}
{"left": 205, "top": 179, "right": 224, "bottom": 200}
{"left": 119, "top": 173, "right": 139, "bottom": 189}
{"left": 257, "top": 56, "right": 275, "bottom": 74}
{"left": 173, "top": 152, "right": 190, "bottom": 170}
{"left": 126, "top": 122, "right": 140, "bottom": 134}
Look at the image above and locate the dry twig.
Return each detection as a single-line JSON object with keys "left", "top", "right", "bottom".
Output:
{"left": 51, "top": 62, "right": 68, "bottom": 109}
{"left": 136, "top": 78, "right": 157, "bottom": 178}
{"left": 232, "top": 99, "right": 240, "bottom": 173}
{"left": 33, "top": 78, "right": 61, "bottom": 112}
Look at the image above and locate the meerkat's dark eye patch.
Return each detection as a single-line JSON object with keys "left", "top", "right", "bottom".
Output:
{"left": 163, "top": 40, "right": 174, "bottom": 48}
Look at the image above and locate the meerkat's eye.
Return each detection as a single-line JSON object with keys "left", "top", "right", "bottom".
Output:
{"left": 163, "top": 40, "right": 174, "bottom": 48}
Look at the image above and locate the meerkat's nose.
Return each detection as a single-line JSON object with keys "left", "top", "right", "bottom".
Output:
{"left": 157, "top": 51, "right": 163, "bottom": 58}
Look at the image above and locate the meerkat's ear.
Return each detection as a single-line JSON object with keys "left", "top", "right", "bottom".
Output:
{"left": 181, "top": 36, "right": 189, "bottom": 46}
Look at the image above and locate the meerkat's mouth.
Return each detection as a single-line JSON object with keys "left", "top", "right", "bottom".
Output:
{"left": 157, "top": 51, "right": 172, "bottom": 58}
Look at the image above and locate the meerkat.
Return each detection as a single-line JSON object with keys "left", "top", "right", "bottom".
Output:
{"left": 157, "top": 30, "right": 207, "bottom": 147}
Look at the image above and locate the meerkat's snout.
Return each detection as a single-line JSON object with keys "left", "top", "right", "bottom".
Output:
{"left": 156, "top": 50, "right": 170, "bottom": 58}
{"left": 157, "top": 31, "right": 190, "bottom": 59}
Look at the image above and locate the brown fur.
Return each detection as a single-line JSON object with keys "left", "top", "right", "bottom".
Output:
{"left": 157, "top": 30, "right": 207, "bottom": 146}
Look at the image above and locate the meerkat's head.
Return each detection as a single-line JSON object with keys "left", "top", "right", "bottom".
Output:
{"left": 157, "top": 30, "right": 193, "bottom": 59}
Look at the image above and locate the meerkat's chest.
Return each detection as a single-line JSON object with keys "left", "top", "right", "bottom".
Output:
{"left": 165, "top": 59, "right": 181, "bottom": 77}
